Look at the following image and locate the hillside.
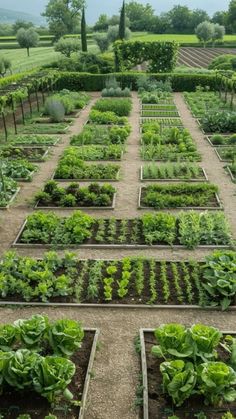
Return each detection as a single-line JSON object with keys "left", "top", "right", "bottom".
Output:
{"left": 0, "top": 8, "right": 44, "bottom": 25}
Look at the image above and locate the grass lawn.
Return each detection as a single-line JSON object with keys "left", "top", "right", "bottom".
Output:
{"left": 1, "top": 47, "right": 60, "bottom": 73}
{"left": 131, "top": 33, "right": 236, "bottom": 43}
{"left": 0, "top": 44, "right": 99, "bottom": 74}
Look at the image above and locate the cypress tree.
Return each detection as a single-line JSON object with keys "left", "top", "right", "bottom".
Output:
{"left": 81, "top": 7, "right": 87, "bottom": 52}
{"left": 119, "top": 1, "right": 126, "bottom": 40}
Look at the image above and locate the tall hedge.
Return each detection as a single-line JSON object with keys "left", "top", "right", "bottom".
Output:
{"left": 55, "top": 72, "right": 218, "bottom": 92}
{"left": 113, "top": 40, "right": 179, "bottom": 73}
{"left": 81, "top": 7, "right": 87, "bottom": 53}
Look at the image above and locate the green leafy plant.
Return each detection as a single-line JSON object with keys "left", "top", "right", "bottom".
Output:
{"left": 48, "top": 319, "right": 84, "bottom": 357}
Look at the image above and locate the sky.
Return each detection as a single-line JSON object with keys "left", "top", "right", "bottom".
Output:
{"left": 0, "top": 0, "right": 230, "bottom": 23}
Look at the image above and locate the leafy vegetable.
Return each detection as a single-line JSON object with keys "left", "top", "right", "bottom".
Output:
{"left": 48, "top": 319, "right": 84, "bottom": 357}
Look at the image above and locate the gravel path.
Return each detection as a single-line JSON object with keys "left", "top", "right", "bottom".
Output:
{"left": 0, "top": 92, "right": 235, "bottom": 418}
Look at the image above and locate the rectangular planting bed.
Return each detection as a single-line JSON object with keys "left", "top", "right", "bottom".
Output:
{"left": 0, "top": 187, "right": 20, "bottom": 210}
{"left": 1, "top": 253, "right": 236, "bottom": 309}
{"left": 141, "top": 110, "right": 180, "bottom": 118}
{"left": 0, "top": 327, "right": 99, "bottom": 419}
{"left": 140, "top": 165, "right": 208, "bottom": 182}
{"left": 35, "top": 193, "right": 116, "bottom": 210}
{"left": 226, "top": 165, "right": 236, "bottom": 182}
{"left": 138, "top": 185, "right": 223, "bottom": 211}
{"left": 18, "top": 123, "right": 70, "bottom": 135}
{"left": 214, "top": 147, "right": 236, "bottom": 162}
{"left": 206, "top": 135, "right": 236, "bottom": 147}
{"left": 140, "top": 118, "right": 184, "bottom": 127}
{"left": 0, "top": 146, "right": 49, "bottom": 162}
{"left": 10, "top": 136, "right": 61, "bottom": 147}
{"left": 13, "top": 210, "right": 232, "bottom": 250}
{"left": 53, "top": 164, "right": 121, "bottom": 182}
{"left": 140, "top": 328, "right": 236, "bottom": 419}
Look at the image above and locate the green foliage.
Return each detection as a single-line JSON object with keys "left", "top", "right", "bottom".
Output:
{"left": 16, "top": 28, "right": 39, "bottom": 56}
{"left": 14, "top": 315, "right": 48, "bottom": 350}
{"left": 152, "top": 323, "right": 236, "bottom": 409}
{"left": 35, "top": 181, "right": 116, "bottom": 207}
{"left": 81, "top": 7, "right": 87, "bottom": 52}
{"left": 201, "top": 111, "right": 236, "bottom": 133}
{"left": 113, "top": 40, "right": 179, "bottom": 72}
{"left": 202, "top": 251, "right": 236, "bottom": 310}
{"left": 89, "top": 109, "right": 128, "bottom": 125}
{"left": 1, "top": 159, "right": 36, "bottom": 181}
{"left": 93, "top": 98, "right": 132, "bottom": 116}
{"left": 56, "top": 71, "right": 217, "bottom": 92}
{"left": 0, "top": 55, "right": 11, "bottom": 77}
{"left": 44, "top": 98, "right": 65, "bottom": 122}
{"left": 198, "top": 362, "right": 236, "bottom": 406}
{"left": 48, "top": 319, "right": 84, "bottom": 357}
{"left": 32, "top": 355, "right": 75, "bottom": 402}
{"left": 0, "top": 174, "right": 18, "bottom": 208}
{"left": 209, "top": 54, "right": 236, "bottom": 71}
{"left": 161, "top": 360, "right": 197, "bottom": 406}
{"left": 141, "top": 183, "right": 218, "bottom": 210}
{"left": 119, "top": 1, "right": 126, "bottom": 41}
{"left": 71, "top": 124, "right": 130, "bottom": 145}
{"left": 54, "top": 37, "right": 80, "bottom": 57}
{"left": 142, "top": 163, "right": 204, "bottom": 180}
{"left": 21, "top": 210, "right": 94, "bottom": 245}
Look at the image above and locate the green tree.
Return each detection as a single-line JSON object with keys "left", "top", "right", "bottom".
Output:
{"left": 94, "top": 14, "right": 109, "bottom": 31}
{"left": 126, "top": 1, "right": 154, "bottom": 31}
{"left": 168, "top": 5, "right": 191, "bottom": 33}
{"left": 107, "top": 25, "right": 131, "bottom": 43}
{"left": 212, "top": 11, "right": 228, "bottom": 27}
{"left": 195, "top": 21, "right": 214, "bottom": 47}
{"left": 228, "top": 0, "right": 236, "bottom": 32}
{"left": 12, "top": 20, "right": 34, "bottom": 34}
{"left": 119, "top": 1, "right": 126, "bottom": 40}
{"left": 190, "top": 9, "right": 210, "bottom": 31}
{"left": 0, "top": 56, "right": 11, "bottom": 77}
{"left": 43, "top": 0, "right": 85, "bottom": 39}
{"left": 94, "top": 33, "right": 110, "bottom": 53}
{"left": 16, "top": 28, "right": 39, "bottom": 56}
{"left": 212, "top": 24, "right": 225, "bottom": 44}
{"left": 54, "top": 37, "right": 80, "bottom": 57}
{"left": 81, "top": 6, "right": 87, "bottom": 52}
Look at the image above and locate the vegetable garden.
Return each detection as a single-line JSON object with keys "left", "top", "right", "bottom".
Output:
{"left": 0, "top": 68, "right": 236, "bottom": 418}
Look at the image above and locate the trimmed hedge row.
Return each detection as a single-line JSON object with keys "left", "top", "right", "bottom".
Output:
{"left": 56, "top": 72, "right": 217, "bottom": 92}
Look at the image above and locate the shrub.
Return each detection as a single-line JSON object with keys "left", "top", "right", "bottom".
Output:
{"left": 54, "top": 37, "right": 80, "bottom": 57}
{"left": 44, "top": 98, "right": 65, "bottom": 123}
{"left": 94, "top": 33, "right": 110, "bottom": 53}
{"left": 209, "top": 54, "right": 236, "bottom": 71}
{"left": 92, "top": 98, "right": 132, "bottom": 116}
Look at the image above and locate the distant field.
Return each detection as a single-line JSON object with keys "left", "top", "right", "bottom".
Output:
{"left": 131, "top": 33, "right": 236, "bottom": 43}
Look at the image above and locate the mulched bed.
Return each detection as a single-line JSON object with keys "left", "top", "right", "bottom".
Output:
{"left": 143, "top": 331, "right": 236, "bottom": 419}
{"left": 0, "top": 331, "right": 95, "bottom": 419}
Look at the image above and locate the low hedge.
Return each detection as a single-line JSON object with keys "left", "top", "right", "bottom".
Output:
{"left": 55, "top": 72, "right": 217, "bottom": 92}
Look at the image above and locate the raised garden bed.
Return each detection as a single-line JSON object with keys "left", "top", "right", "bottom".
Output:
{"left": 2, "top": 159, "right": 37, "bottom": 182}
{"left": 140, "top": 145, "right": 201, "bottom": 162}
{"left": 184, "top": 91, "right": 232, "bottom": 118}
{"left": 9, "top": 135, "right": 60, "bottom": 147}
{"left": 34, "top": 181, "right": 116, "bottom": 210}
{"left": 140, "top": 164, "right": 208, "bottom": 182}
{"left": 0, "top": 185, "right": 20, "bottom": 210}
{"left": 140, "top": 117, "right": 184, "bottom": 127}
{"left": 0, "top": 314, "right": 99, "bottom": 419}
{"left": 18, "top": 123, "right": 70, "bottom": 135}
{"left": 140, "top": 326, "right": 236, "bottom": 419}
{"left": 0, "top": 145, "right": 49, "bottom": 162}
{"left": 13, "top": 210, "right": 232, "bottom": 250}
{"left": 70, "top": 124, "right": 131, "bottom": 146}
{"left": 1, "top": 250, "right": 235, "bottom": 308}
{"left": 141, "top": 104, "right": 177, "bottom": 111}
{"left": 53, "top": 163, "right": 120, "bottom": 182}
{"left": 138, "top": 184, "right": 222, "bottom": 210}
{"left": 214, "top": 147, "right": 236, "bottom": 162}
{"left": 59, "top": 145, "right": 124, "bottom": 162}
{"left": 226, "top": 164, "right": 236, "bottom": 182}
{"left": 206, "top": 134, "right": 236, "bottom": 147}
{"left": 141, "top": 110, "right": 180, "bottom": 118}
